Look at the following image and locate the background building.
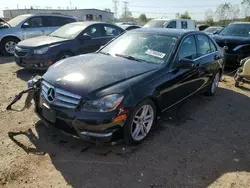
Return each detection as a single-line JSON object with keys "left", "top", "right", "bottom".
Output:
{"left": 3, "top": 8, "right": 114, "bottom": 22}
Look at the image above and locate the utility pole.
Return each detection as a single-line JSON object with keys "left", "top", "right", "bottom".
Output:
{"left": 113, "top": 0, "right": 119, "bottom": 19}
{"left": 123, "top": 1, "right": 128, "bottom": 18}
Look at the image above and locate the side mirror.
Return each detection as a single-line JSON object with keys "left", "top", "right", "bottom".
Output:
{"left": 213, "top": 30, "right": 219, "bottom": 35}
{"left": 22, "top": 22, "right": 30, "bottom": 28}
{"left": 81, "top": 34, "right": 91, "bottom": 41}
{"left": 178, "top": 58, "right": 195, "bottom": 69}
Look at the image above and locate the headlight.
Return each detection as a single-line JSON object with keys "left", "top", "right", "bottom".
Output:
{"left": 81, "top": 94, "right": 124, "bottom": 112}
{"left": 34, "top": 47, "right": 49, "bottom": 54}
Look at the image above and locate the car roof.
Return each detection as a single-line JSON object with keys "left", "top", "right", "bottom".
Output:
{"left": 131, "top": 28, "right": 200, "bottom": 37}
{"left": 67, "top": 21, "right": 123, "bottom": 28}
{"left": 230, "top": 22, "right": 250, "bottom": 25}
{"left": 207, "top": 26, "right": 223, "bottom": 28}
{"left": 20, "top": 13, "right": 76, "bottom": 18}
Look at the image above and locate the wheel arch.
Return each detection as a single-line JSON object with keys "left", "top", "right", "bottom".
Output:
{"left": 0, "top": 35, "right": 21, "bottom": 44}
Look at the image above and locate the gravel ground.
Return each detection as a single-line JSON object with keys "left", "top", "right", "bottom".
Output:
{"left": 0, "top": 57, "right": 250, "bottom": 188}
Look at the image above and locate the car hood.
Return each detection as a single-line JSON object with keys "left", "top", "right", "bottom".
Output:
{"left": 18, "top": 35, "right": 69, "bottom": 48}
{"left": 43, "top": 53, "right": 160, "bottom": 97}
{"left": 212, "top": 35, "right": 250, "bottom": 44}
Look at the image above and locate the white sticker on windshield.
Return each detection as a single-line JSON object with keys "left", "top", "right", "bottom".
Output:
{"left": 145, "top": 49, "right": 166, "bottom": 59}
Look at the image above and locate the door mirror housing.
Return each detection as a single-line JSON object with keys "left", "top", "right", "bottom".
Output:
{"left": 178, "top": 58, "right": 195, "bottom": 69}
{"left": 213, "top": 30, "right": 219, "bottom": 35}
{"left": 22, "top": 22, "right": 30, "bottom": 28}
{"left": 80, "top": 34, "right": 91, "bottom": 41}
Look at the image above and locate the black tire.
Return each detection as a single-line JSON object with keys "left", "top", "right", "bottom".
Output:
{"left": 205, "top": 72, "right": 221, "bottom": 96}
{"left": 54, "top": 51, "right": 73, "bottom": 63}
{"left": 0, "top": 37, "right": 20, "bottom": 56}
{"left": 235, "top": 76, "right": 243, "bottom": 87}
{"left": 124, "top": 99, "right": 156, "bottom": 145}
{"left": 235, "top": 81, "right": 240, "bottom": 87}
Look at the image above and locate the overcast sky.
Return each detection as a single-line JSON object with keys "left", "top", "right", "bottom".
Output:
{"left": 0, "top": 0, "right": 244, "bottom": 20}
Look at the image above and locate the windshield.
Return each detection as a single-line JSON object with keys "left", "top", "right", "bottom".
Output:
{"left": 204, "top": 27, "right": 222, "bottom": 33}
{"left": 7, "top": 15, "right": 30, "bottom": 27}
{"left": 219, "top": 24, "right": 250, "bottom": 37}
{"left": 49, "top": 24, "right": 87, "bottom": 39}
{"left": 144, "top": 20, "right": 168, "bottom": 28}
{"left": 101, "top": 32, "right": 178, "bottom": 65}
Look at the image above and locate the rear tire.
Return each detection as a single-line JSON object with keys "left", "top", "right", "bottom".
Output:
{"left": 124, "top": 99, "right": 156, "bottom": 145}
{"left": 0, "top": 37, "right": 20, "bottom": 56}
{"left": 205, "top": 72, "right": 220, "bottom": 96}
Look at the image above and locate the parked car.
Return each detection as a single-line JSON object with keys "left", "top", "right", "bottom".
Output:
{"left": 197, "top": 24, "right": 209, "bottom": 31}
{"left": 212, "top": 22, "right": 250, "bottom": 68}
{"left": 143, "top": 19, "right": 196, "bottom": 30}
{"left": 15, "top": 22, "right": 124, "bottom": 69}
{"left": 203, "top": 26, "right": 224, "bottom": 35}
{"left": 120, "top": 24, "right": 141, "bottom": 31}
{"left": 0, "top": 14, "right": 77, "bottom": 56}
{"left": 22, "top": 28, "right": 224, "bottom": 145}
{"left": 116, "top": 22, "right": 137, "bottom": 26}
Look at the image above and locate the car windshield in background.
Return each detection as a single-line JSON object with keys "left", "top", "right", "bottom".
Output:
{"left": 7, "top": 15, "right": 30, "bottom": 27}
{"left": 204, "top": 27, "right": 222, "bottom": 33}
{"left": 49, "top": 24, "right": 87, "bottom": 39}
{"left": 101, "top": 32, "right": 177, "bottom": 65}
{"left": 144, "top": 20, "right": 167, "bottom": 28}
{"left": 219, "top": 24, "right": 250, "bottom": 37}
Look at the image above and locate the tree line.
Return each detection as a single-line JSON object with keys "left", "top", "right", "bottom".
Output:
{"left": 205, "top": 0, "right": 250, "bottom": 26}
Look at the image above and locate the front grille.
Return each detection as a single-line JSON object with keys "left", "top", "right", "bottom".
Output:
{"left": 41, "top": 80, "right": 81, "bottom": 109}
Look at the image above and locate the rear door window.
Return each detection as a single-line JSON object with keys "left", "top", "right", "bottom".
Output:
{"left": 43, "top": 16, "right": 75, "bottom": 27}
{"left": 209, "top": 39, "right": 217, "bottom": 52}
{"left": 181, "top": 21, "right": 188, "bottom": 29}
{"left": 197, "top": 35, "right": 212, "bottom": 56}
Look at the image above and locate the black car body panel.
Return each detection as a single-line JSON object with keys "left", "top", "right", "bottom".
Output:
{"left": 17, "top": 35, "right": 70, "bottom": 47}
{"left": 14, "top": 22, "right": 125, "bottom": 70}
{"left": 29, "top": 29, "right": 224, "bottom": 142}
{"left": 43, "top": 53, "right": 160, "bottom": 97}
{"left": 212, "top": 23, "right": 250, "bottom": 67}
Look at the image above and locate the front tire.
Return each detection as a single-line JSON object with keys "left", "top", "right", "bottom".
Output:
{"left": 124, "top": 99, "right": 156, "bottom": 145}
{"left": 0, "top": 37, "right": 20, "bottom": 56}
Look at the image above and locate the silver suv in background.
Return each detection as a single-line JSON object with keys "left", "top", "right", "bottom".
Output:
{"left": 0, "top": 14, "right": 77, "bottom": 55}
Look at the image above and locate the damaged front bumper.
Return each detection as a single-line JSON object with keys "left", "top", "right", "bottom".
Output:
{"left": 6, "top": 76, "right": 126, "bottom": 143}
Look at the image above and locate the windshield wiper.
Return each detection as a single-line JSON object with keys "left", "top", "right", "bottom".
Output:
{"left": 115, "top": 53, "right": 152, "bottom": 64}
{"left": 99, "top": 51, "right": 111, "bottom": 56}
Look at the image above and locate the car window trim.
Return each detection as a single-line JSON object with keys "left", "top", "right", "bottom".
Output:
{"left": 196, "top": 34, "right": 218, "bottom": 57}
{"left": 170, "top": 33, "right": 219, "bottom": 71}
{"left": 170, "top": 33, "right": 198, "bottom": 69}
{"left": 22, "top": 16, "right": 43, "bottom": 28}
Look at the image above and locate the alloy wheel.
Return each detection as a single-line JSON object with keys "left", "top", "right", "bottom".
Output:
{"left": 131, "top": 105, "right": 154, "bottom": 141}
{"left": 211, "top": 72, "right": 220, "bottom": 93}
{"left": 5, "top": 41, "right": 16, "bottom": 54}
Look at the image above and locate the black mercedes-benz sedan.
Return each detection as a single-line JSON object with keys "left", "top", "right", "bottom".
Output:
{"left": 212, "top": 22, "right": 250, "bottom": 68}
{"left": 25, "top": 28, "right": 224, "bottom": 145}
